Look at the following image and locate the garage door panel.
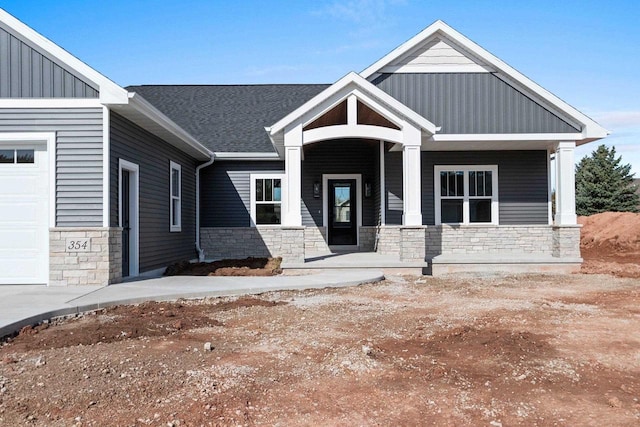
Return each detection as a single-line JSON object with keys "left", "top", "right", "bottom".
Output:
{"left": 0, "top": 142, "right": 49, "bottom": 285}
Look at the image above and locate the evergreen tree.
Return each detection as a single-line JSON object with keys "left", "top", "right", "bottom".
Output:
{"left": 575, "top": 144, "right": 639, "bottom": 215}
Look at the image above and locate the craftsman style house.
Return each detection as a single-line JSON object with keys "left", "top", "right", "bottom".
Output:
{"left": 0, "top": 9, "right": 607, "bottom": 285}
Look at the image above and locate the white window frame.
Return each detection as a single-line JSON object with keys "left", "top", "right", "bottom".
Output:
{"left": 250, "top": 173, "right": 285, "bottom": 227}
{"left": 434, "top": 165, "right": 499, "bottom": 225}
{"left": 170, "top": 161, "right": 182, "bottom": 232}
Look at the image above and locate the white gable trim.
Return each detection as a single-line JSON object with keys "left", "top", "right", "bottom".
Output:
{"left": 270, "top": 72, "right": 436, "bottom": 137}
{"left": 0, "top": 9, "right": 128, "bottom": 104}
{"left": 361, "top": 20, "right": 609, "bottom": 140}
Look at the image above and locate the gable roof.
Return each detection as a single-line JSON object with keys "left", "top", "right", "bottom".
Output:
{"left": 127, "top": 84, "right": 329, "bottom": 154}
{"left": 361, "top": 20, "right": 609, "bottom": 142}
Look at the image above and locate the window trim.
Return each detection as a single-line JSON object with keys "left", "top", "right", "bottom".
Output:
{"left": 170, "top": 161, "right": 182, "bottom": 232}
{"left": 250, "top": 173, "right": 285, "bottom": 227}
{"left": 434, "top": 165, "right": 499, "bottom": 225}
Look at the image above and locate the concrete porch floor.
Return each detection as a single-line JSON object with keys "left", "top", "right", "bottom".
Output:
{"left": 282, "top": 250, "right": 427, "bottom": 274}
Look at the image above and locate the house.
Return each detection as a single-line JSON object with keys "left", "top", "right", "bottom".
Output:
{"left": 0, "top": 9, "right": 607, "bottom": 285}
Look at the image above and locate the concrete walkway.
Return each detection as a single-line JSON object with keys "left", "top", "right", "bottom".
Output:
{"left": 0, "top": 269, "right": 384, "bottom": 338}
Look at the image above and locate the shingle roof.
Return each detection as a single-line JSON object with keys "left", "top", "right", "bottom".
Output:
{"left": 126, "top": 84, "right": 330, "bottom": 153}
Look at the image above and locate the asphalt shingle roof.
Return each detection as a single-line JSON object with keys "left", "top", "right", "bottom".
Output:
{"left": 126, "top": 84, "right": 330, "bottom": 153}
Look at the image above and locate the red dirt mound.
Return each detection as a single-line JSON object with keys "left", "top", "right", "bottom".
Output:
{"left": 579, "top": 212, "right": 640, "bottom": 278}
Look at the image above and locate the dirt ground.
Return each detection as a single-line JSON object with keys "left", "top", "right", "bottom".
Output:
{"left": 579, "top": 212, "right": 640, "bottom": 278}
{"left": 165, "top": 258, "right": 282, "bottom": 277}
{"left": 1, "top": 272, "right": 639, "bottom": 426}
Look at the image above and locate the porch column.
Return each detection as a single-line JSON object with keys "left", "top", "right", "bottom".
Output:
{"left": 402, "top": 126, "right": 423, "bottom": 225}
{"left": 554, "top": 141, "right": 577, "bottom": 225}
{"left": 283, "top": 123, "right": 303, "bottom": 226}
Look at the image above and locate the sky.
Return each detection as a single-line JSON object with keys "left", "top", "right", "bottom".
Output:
{"left": 2, "top": 0, "right": 639, "bottom": 175}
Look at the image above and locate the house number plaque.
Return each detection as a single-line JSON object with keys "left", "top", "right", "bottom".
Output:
{"left": 65, "top": 238, "right": 91, "bottom": 252}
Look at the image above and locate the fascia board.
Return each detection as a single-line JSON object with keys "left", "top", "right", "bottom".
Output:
{"left": 127, "top": 93, "right": 212, "bottom": 160}
{"left": 0, "top": 9, "right": 128, "bottom": 104}
{"left": 270, "top": 71, "right": 436, "bottom": 135}
{"left": 361, "top": 19, "right": 609, "bottom": 139}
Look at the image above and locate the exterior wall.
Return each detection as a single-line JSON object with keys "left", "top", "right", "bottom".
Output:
{"left": 200, "top": 227, "right": 304, "bottom": 263}
{"left": 0, "top": 107, "right": 104, "bottom": 226}
{"left": 304, "top": 226, "right": 328, "bottom": 253}
{"left": 552, "top": 226, "right": 581, "bottom": 258}
{"left": 301, "top": 139, "right": 379, "bottom": 227}
{"left": 371, "top": 73, "right": 579, "bottom": 133}
{"left": 49, "top": 227, "right": 121, "bottom": 286}
{"left": 384, "top": 150, "right": 549, "bottom": 226}
{"left": 200, "top": 161, "right": 284, "bottom": 227}
{"left": 425, "top": 225, "right": 554, "bottom": 258}
{"left": 110, "top": 112, "right": 199, "bottom": 273}
{"left": 0, "top": 27, "right": 98, "bottom": 98}
{"left": 400, "top": 226, "right": 426, "bottom": 261}
{"left": 376, "top": 226, "right": 401, "bottom": 255}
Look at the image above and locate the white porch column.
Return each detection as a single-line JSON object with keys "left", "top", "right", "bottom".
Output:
{"left": 555, "top": 141, "right": 577, "bottom": 225}
{"left": 283, "top": 123, "right": 303, "bottom": 226}
{"left": 402, "top": 126, "right": 423, "bottom": 226}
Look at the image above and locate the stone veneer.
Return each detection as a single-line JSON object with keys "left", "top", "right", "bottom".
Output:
{"left": 375, "top": 226, "right": 401, "bottom": 255}
{"left": 400, "top": 226, "right": 427, "bottom": 261}
{"left": 552, "top": 225, "right": 582, "bottom": 258}
{"left": 49, "top": 227, "right": 122, "bottom": 286}
{"left": 200, "top": 227, "right": 304, "bottom": 263}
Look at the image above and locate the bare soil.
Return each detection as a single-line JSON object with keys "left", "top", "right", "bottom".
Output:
{"left": 579, "top": 212, "right": 640, "bottom": 278}
{"left": 165, "top": 258, "right": 282, "bottom": 277}
{"left": 1, "top": 274, "right": 639, "bottom": 426}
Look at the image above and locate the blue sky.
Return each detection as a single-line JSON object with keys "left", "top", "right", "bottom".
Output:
{"left": 3, "top": 0, "right": 639, "bottom": 174}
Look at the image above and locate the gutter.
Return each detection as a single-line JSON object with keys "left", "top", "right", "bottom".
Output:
{"left": 195, "top": 153, "right": 215, "bottom": 261}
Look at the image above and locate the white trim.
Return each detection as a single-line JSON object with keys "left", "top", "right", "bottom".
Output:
{"left": 434, "top": 165, "right": 499, "bottom": 225}
{"left": 380, "top": 64, "right": 490, "bottom": 73}
{"left": 169, "top": 161, "right": 182, "bottom": 232}
{"left": 195, "top": 157, "right": 215, "bottom": 261}
{"left": 322, "top": 174, "right": 362, "bottom": 247}
{"left": 249, "top": 173, "right": 285, "bottom": 227}
{"left": 0, "top": 10, "right": 128, "bottom": 104}
{"left": 360, "top": 20, "right": 608, "bottom": 140}
{"left": 102, "top": 107, "right": 110, "bottom": 227}
{"left": 0, "top": 132, "right": 56, "bottom": 227}
{"left": 379, "top": 140, "right": 386, "bottom": 225}
{"left": 304, "top": 124, "right": 403, "bottom": 146}
{"left": 547, "top": 149, "right": 553, "bottom": 225}
{"left": 213, "top": 152, "right": 280, "bottom": 160}
{"left": 271, "top": 72, "right": 436, "bottom": 136}
{"left": 118, "top": 159, "right": 140, "bottom": 278}
{"left": 0, "top": 99, "right": 104, "bottom": 108}
{"left": 554, "top": 141, "right": 577, "bottom": 225}
{"left": 428, "top": 133, "right": 584, "bottom": 142}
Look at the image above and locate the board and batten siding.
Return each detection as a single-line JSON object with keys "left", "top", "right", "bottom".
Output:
{"left": 110, "top": 111, "right": 199, "bottom": 272}
{"left": 0, "top": 27, "right": 98, "bottom": 98}
{"left": 0, "top": 107, "right": 103, "bottom": 226}
{"left": 301, "top": 139, "right": 379, "bottom": 227}
{"left": 372, "top": 73, "right": 579, "bottom": 134}
{"left": 200, "top": 161, "right": 284, "bottom": 227}
{"left": 384, "top": 150, "right": 549, "bottom": 225}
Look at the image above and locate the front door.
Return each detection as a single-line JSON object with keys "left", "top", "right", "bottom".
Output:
{"left": 121, "top": 170, "right": 130, "bottom": 277}
{"left": 328, "top": 179, "right": 357, "bottom": 246}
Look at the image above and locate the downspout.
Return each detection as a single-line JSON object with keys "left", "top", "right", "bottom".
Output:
{"left": 195, "top": 152, "right": 215, "bottom": 261}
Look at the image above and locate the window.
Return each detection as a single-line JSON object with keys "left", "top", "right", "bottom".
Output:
{"left": 435, "top": 165, "right": 498, "bottom": 225}
{"left": 251, "top": 174, "right": 283, "bottom": 225}
{"left": 0, "top": 148, "right": 34, "bottom": 164}
{"left": 170, "top": 161, "right": 181, "bottom": 232}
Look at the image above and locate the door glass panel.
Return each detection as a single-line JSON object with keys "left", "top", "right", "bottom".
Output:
{"left": 16, "top": 149, "right": 34, "bottom": 164}
{"left": 0, "top": 150, "right": 14, "bottom": 163}
{"left": 333, "top": 185, "right": 351, "bottom": 223}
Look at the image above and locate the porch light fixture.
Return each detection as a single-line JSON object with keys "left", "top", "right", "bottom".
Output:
{"left": 313, "top": 181, "right": 321, "bottom": 198}
{"left": 364, "top": 181, "right": 372, "bottom": 198}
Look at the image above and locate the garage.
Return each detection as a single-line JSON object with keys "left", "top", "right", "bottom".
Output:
{"left": 0, "top": 140, "right": 50, "bottom": 284}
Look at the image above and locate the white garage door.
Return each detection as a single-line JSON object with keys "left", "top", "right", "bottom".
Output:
{"left": 0, "top": 142, "right": 49, "bottom": 284}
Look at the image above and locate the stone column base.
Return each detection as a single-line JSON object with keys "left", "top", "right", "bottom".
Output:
{"left": 50, "top": 227, "right": 122, "bottom": 286}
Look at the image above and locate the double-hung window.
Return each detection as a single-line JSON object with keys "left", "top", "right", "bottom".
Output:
{"left": 170, "top": 161, "right": 181, "bottom": 232}
{"left": 250, "top": 174, "right": 283, "bottom": 225}
{"left": 435, "top": 165, "right": 498, "bottom": 225}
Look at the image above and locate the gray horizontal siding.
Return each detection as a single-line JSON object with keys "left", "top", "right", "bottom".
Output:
{"left": 110, "top": 112, "right": 200, "bottom": 272}
{"left": 0, "top": 107, "right": 103, "bottom": 226}
{"left": 0, "top": 27, "right": 98, "bottom": 98}
{"left": 372, "top": 73, "right": 579, "bottom": 134}
{"left": 299, "top": 139, "right": 380, "bottom": 227}
{"left": 200, "top": 161, "right": 284, "bottom": 227}
{"left": 384, "top": 150, "right": 549, "bottom": 225}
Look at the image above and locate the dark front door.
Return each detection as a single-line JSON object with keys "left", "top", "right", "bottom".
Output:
{"left": 328, "top": 179, "right": 357, "bottom": 246}
{"left": 122, "top": 170, "right": 130, "bottom": 277}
